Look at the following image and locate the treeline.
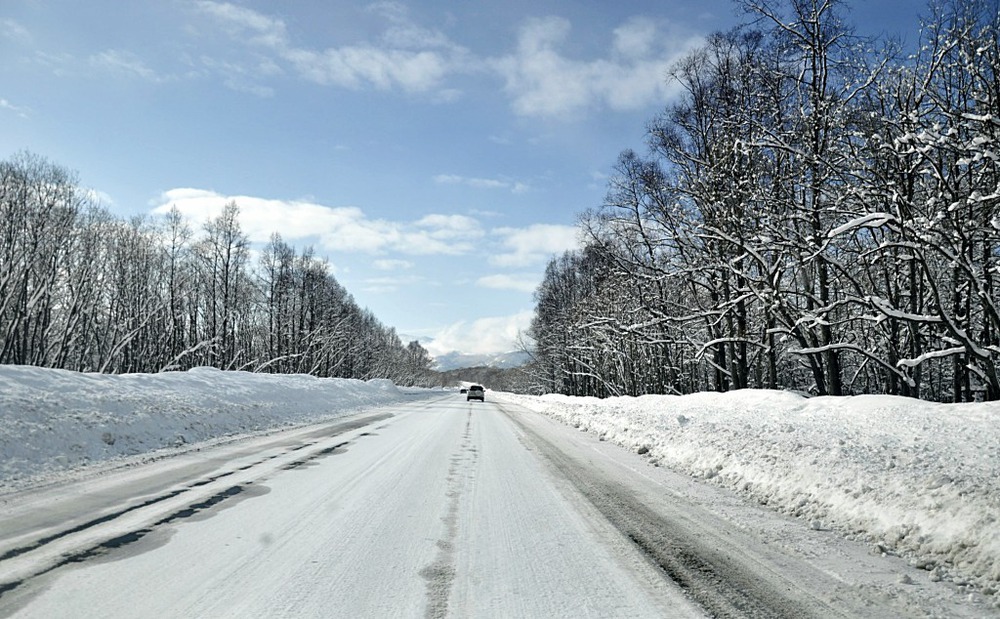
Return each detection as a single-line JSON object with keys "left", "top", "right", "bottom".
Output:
{"left": 529, "top": 0, "right": 1000, "bottom": 401}
{"left": 0, "top": 151, "right": 435, "bottom": 384}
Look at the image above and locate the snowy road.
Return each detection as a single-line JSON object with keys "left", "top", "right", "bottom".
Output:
{"left": 0, "top": 394, "right": 986, "bottom": 618}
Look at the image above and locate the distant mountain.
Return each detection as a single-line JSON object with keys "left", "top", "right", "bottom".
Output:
{"left": 432, "top": 350, "right": 530, "bottom": 371}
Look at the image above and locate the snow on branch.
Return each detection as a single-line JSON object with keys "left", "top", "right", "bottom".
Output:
{"left": 865, "top": 296, "right": 944, "bottom": 324}
{"left": 827, "top": 213, "right": 896, "bottom": 239}
{"left": 896, "top": 347, "right": 966, "bottom": 369}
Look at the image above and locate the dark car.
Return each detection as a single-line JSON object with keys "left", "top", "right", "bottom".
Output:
{"left": 460, "top": 388, "right": 468, "bottom": 394}
{"left": 467, "top": 385, "right": 485, "bottom": 401}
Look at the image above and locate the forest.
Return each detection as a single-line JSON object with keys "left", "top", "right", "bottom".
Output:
{"left": 0, "top": 152, "right": 437, "bottom": 386}
{"left": 527, "top": 0, "right": 1000, "bottom": 401}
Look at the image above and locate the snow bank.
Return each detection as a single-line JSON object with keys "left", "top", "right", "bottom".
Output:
{"left": 499, "top": 389, "right": 1000, "bottom": 596}
{"left": 0, "top": 365, "right": 421, "bottom": 489}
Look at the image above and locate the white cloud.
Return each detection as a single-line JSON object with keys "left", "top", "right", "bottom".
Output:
{"left": 373, "top": 259, "right": 414, "bottom": 271}
{"left": 371, "top": 2, "right": 455, "bottom": 51}
{"left": 490, "top": 223, "right": 580, "bottom": 267}
{"left": 588, "top": 169, "right": 610, "bottom": 191}
{"left": 434, "top": 174, "right": 528, "bottom": 194}
{"left": 476, "top": 273, "right": 539, "bottom": 293}
{"left": 90, "top": 50, "right": 165, "bottom": 82}
{"left": 0, "top": 98, "right": 30, "bottom": 119}
{"left": 613, "top": 17, "right": 657, "bottom": 59}
{"left": 470, "top": 208, "right": 502, "bottom": 218}
{"left": 199, "top": 56, "right": 280, "bottom": 96}
{"left": 414, "top": 213, "right": 479, "bottom": 232}
{"left": 194, "top": 1, "right": 289, "bottom": 48}
{"left": 284, "top": 46, "right": 450, "bottom": 92}
{"left": 425, "top": 310, "right": 534, "bottom": 356}
{"left": 80, "top": 187, "right": 116, "bottom": 207}
{"left": 1, "top": 19, "right": 32, "bottom": 44}
{"left": 151, "top": 188, "right": 480, "bottom": 256}
{"left": 489, "top": 134, "right": 512, "bottom": 146}
{"left": 194, "top": 0, "right": 469, "bottom": 95}
{"left": 494, "top": 15, "right": 701, "bottom": 118}
{"left": 362, "top": 274, "right": 424, "bottom": 293}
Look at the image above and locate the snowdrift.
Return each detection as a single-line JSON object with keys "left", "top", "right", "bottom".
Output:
{"left": 499, "top": 389, "right": 1000, "bottom": 596}
{"left": 0, "top": 365, "right": 423, "bottom": 489}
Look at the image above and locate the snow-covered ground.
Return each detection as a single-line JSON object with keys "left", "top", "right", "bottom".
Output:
{"left": 0, "top": 365, "right": 434, "bottom": 491}
{"left": 1, "top": 365, "right": 997, "bottom": 604}
{"left": 498, "top": 390, "right": 1000, "bottom": 601}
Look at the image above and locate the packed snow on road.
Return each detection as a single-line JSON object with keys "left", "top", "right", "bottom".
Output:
{"left": 1, "top": 365, "right": 998, "bottom": 615}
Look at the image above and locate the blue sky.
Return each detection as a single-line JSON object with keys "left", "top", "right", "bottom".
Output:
{"left": 1, "top": 0, "right": 924, "bottom": 358}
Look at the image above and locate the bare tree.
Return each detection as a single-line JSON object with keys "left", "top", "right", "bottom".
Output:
{"left": 0, "top": 153, "right": 84, "bottom": 366}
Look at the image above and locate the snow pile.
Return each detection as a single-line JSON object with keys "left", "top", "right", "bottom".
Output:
{"left": 0, "top": 365, "right": 428, "bottom": 489}
{"left": 499, "top": 389, "right": 1000, "bottom": 596}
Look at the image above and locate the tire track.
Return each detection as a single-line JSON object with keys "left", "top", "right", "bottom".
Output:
{"left": 0, "top": 416, "right": 388, "bottom": 604}
{"left": 421, "top": 410, "right": 478, "bottom": 619}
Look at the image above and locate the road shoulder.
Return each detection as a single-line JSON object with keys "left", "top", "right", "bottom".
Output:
{"left": 497, "top": 397, "right": 992, "bottom": 618}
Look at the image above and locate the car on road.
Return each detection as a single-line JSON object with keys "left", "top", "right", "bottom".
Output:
{"left": 467, "top": 385, "right": 485, "bottom": 401}
{"left": 460, "top": 388, "right": 468, "bottom": 394}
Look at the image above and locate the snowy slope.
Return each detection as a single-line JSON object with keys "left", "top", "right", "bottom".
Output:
{"left": 497, "top": 390, "right": 1000, "bottom": 600}
{"left": 0, "top": 364, "right": 997, "bottom": 604}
